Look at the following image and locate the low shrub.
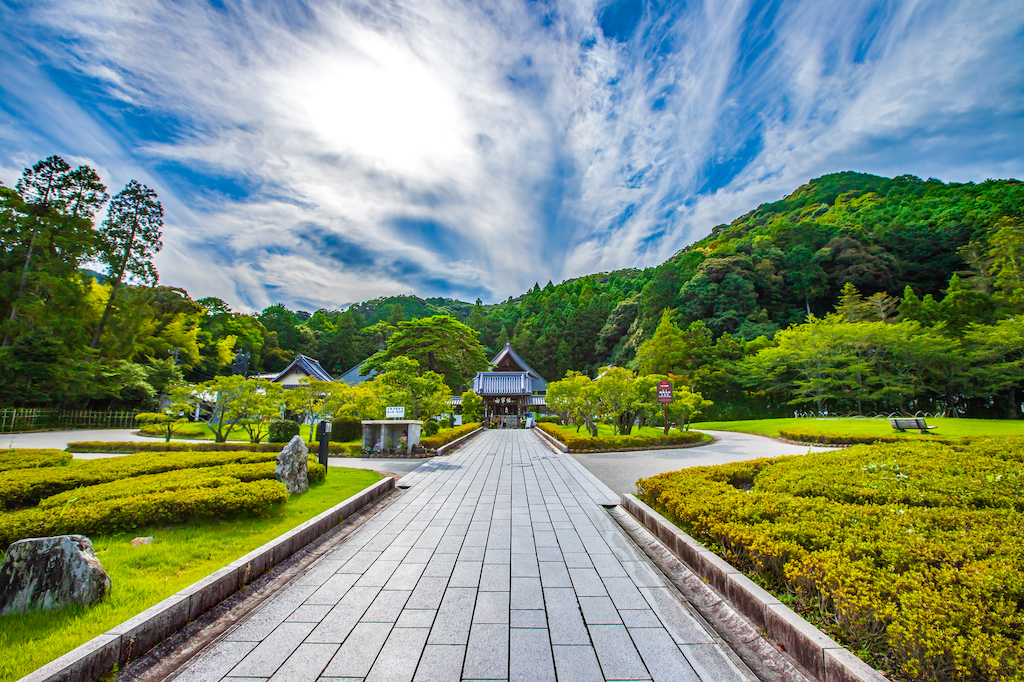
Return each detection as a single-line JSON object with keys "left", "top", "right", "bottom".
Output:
{"left": 0, "top": 449, "right": 72, "bottom": 472}
{"left": 66, "top": 441, "right": 353, "bottom": 454}
{"left": 423, "top": 420, "right": 440, "bottom": 437}
{"left": 637, "top": 439, "right": 1024, "bottom": 681}
{"left": 421, "top": 422, "right": 482, "bottom": 450}
{"left": 331, "top": 416, "right": 361, "bottom": 442}
{"left": 0, "top": 479, "right": 289, "bottom": 547}
{"left": 537, "top": 423, "right": 706, "bottom": 451}
{"left": 778, "top": 427, "right": 928, "bottom": 445}
{"left": 268, "top": 420, "right": 301, "bottom": 443}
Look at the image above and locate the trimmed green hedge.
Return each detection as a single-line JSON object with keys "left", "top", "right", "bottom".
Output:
{"left": 0, "top": 480, "right": 289, "bottom": 547}
{"left": 537, "top": 423, "right": 706, "bottom": 452}
{"left": 66, "top": 440, "right": 356, "bottom": 454}
{"left": 38, "top": 457, "right": 325, "bottom": 511}
{"left": 638, "top": 438, "right": 1024, "bottom": 681}
{"left": 778, "top": 428, "right": 954, "bottom": 446}
{"left": 0, "top": 449, "right": 71, "bottom": 472}
{"left": 421, "top": 422, "right": 482, "bottom": 450}
{"left": 0, "top": 450, "right": 326, "bottom": 511}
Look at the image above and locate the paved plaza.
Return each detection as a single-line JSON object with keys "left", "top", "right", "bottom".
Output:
{"left": 169, "top": 429, "right": 756, "bottom": 682}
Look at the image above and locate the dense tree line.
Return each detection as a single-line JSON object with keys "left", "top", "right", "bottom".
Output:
{"left": 4, "top": 160, "right": 1022, "bottom": 417}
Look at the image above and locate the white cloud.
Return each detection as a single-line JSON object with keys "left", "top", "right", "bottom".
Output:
{"left": 1, "top": 0, "right": 1021, "bottom": 310}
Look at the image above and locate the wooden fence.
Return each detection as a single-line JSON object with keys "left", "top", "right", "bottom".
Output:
{"left": 0, "top": 409, "right": 139, "bottom": 433}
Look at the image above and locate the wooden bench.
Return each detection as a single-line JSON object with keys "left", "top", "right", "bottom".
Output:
{"left": 889, "top": 417, "right": 936, "bottom": 434}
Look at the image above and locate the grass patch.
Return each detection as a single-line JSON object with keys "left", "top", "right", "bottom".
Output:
{"left": 0, "top": 466, "right": 382, "bottom": 682}
{"left": 690, "top": 417, "right": 1024, "bottom": 440}
{"left": 139, "top": 422, "right": 322, "bottom": 442}
{"left": 638, "top": 437, "right": 1024, "bottom": 681}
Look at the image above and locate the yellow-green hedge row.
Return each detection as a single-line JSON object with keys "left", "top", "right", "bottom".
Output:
{"left": 537, "top": 423, "right": 706, "bottom": 452}
{"left": 777, "top": 428, "right": 957, "bottom": 446}
{"left": 421, "top": 423, "right": 482, "bottom": 450}
{"left": 66, "top": 440, "right": 357, "bottom": 454}
{"left": 0, "top": 449, "right": 71, "bottom": 472}
{"left": 0, "top": 479, "right": 289, "bottom": 547}
{"left": 38, "top": 457, "right": 325, "bottom": 511}
{"left": 637, "top": 439, "right": 1024, "bottom": 681}
{"left": 0, "top": 450, "right": 336, "bottom": 511}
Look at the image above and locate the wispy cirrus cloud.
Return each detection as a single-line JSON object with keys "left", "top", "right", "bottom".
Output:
{"left": 1, "top": 0, "right": 1021, "bottom": 311}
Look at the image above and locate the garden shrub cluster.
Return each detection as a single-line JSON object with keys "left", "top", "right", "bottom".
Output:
{"left": 538, "top": 423, "right": 706, "bottom": 452}
{"left": 777, "top": 427, "right": 955, "bottom": 445}
{"left": 66, "top": 440, "right": 355, "bottom": 454}
{"left": 0, "top": 449, "right": 71, "bottom": 472}
{"left": 268, "top": 419, "right": 301, "bottom": 443}
{"left": 330, "top": 416, "right": 361, "bottom": 442}
{"left": 637, "top": 438, "right": 1024, "bottom": 681}
{"left": 0, "top": 480, "right": 289, "bottom": 547}
{"left": 420, "top": 422, "right": 482, "bottom": 450}
{"left": 0, "top": 450, "right": 326, "bottom": 511}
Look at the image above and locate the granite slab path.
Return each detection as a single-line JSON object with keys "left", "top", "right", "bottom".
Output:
{"left": 168, "top": 429, "right": 756, "bottom": 682}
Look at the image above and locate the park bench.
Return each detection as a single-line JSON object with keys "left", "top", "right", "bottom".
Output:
{"left": 889, "top": 417, "right": 936, "bottom": 434}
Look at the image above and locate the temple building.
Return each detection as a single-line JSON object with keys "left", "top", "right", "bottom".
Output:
{"left": 470, "top": 343, "right": 548, "bottom": 428}
{"left": 262, "top": 354, "right": 334, "bottom": 388}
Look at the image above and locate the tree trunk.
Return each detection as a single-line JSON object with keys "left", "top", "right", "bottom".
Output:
{"left": 427, "top": 350, "right": 436, "bottom": 373}
{"left": 2, "top": 229, "right": 40, "bottom": 347}
{"left": 90, "top": 277, "right": 123, "bottom": 349}
{"left": 1009, "top": 386, "right": 1019, "bottom": 419}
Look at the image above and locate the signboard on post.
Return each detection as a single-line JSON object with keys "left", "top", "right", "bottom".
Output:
{"left": 385, "top": 406, "right": 405, "bottom": 419}
{"left": 657, "top": 380, "right": 673, "bottom": 403}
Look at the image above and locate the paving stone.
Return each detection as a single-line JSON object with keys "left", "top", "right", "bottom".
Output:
{"left": 510, "top": 553, "right": 539, "bottom": 578}
{"left": 395, "top": 608, "right": 437, "bottom": 628}
{"left": 538, "top": 561, "right": 572, "bottom": 588}
{"left": 509, "top": 626, "right": 555, "bottom": 682}
{"left": 308, "top": 587, "right": 381, "bottom": 643}
{"left": 427, "top": 587, "right": 476, "bottom": 645}
{"left": 269, "top": 642, "right": 339, "bottom": 682}
{"left": 510, "top": 577, "right": 544, "bottom": 610}
{"left": 473, "top": 591, "right": 510, "bottom": 624}
{"left": 364, "top": 627, "right": 430, "bottom": 682}
{"left": 361, "top": 590, "right": 411, "bottom": 622}
{"left": 321, "top": 622, "right": 393, "bottom": 677}
{"left": 510, "top": 609, "right": 547, "bottom": 629}
{"left": 678, "top": 644, "right": 751, "bottom": 682}
{"left": 171, "top": 641, "right": 257, "bottom": 682}
{"left": 639, "top": 588, "right": 714, "bottom": 645}
{"left": 405, "top": 576, "right": 449, "bottom": 610}
{"left": 578, "top": 596, "right": 622, "bottom": 625}
{"left": 384, "top": 563, "right": 427, "bottom": 590}
{"left": 588, "top": 624, "right": 651, "bottom": 680}
{"left": 355, "top": 560, "right": 401, "bottom": 587}
{"left": 229, "top": 621, "right": 317, "bottom": 677}
{"left": 478, "top": 563, "right": 511, "bottom": 592}
{"left": 287, "top": 604, "right": 334, "bottom": 622}
{"left": 463, "top": 623, "right": 510, "bottom": 679}
{"left": 306, "top": 573, "right": 361, "bottom": 605}
{"left": 422, "top": 552, "right": 458, "bottom": 578}
{"left": 629, "top": 628, "right": 701, "bottom": 682}
{"left": 552, "top": 645, "right": 605, "bottom": 682}
{"left": 544, "top": 588, "right": 589, "bottom": 645}
{"left": 569, "top": 568, "right": 608, "bottom": 597}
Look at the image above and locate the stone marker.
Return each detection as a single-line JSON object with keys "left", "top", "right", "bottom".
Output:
{"left": 275, "top": 435, "right": 309, "bottom": 494}
{"left": 0, "top": 535, "right": 111, "bottom": 615}
{"left": 130, "top": 536, "right": 153, "bottom": 546}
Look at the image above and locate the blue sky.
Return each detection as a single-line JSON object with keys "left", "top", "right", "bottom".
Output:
{"left": 2, "top": 0, "right": 1022, "bottom": 312}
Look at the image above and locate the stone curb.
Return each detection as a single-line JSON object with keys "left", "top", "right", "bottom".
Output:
{"left": 18, "top": 476, "right": 396, "bottom": 682}
{"left": 620, "top": 494, "right": 885, "bottom": 682}
{"left": 435, "top": 427, "right": 484, "bottom": 456}
{"left": 533, "top": 425, "right": 569, "bottom": 452}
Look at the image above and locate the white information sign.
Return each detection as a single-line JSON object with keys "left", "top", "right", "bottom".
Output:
{"left": 385, "top": 406, "right": 406, "bottom": 419}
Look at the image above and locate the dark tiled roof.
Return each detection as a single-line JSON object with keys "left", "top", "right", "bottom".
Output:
{"left": 473, "top": 372, "right": 533, "bottom": 395}
{"left": 339, "top": 359, "right": 378, "bottom": 386}
{"left": 272, "top": 354, "right": 334, "bottom": 383}
{"left": 490, "top": 343, "right": 548, "bottom": 392}
{"left": 526, "top": 395, "right": 547, "bottom": 406}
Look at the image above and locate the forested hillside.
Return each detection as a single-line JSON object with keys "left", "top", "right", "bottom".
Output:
{"left": 3, "top": 159, "right": 1022, "bottom": 414}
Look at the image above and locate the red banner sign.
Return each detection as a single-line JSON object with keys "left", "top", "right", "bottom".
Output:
{"left": 657, "top": 380, "right": 673, "bottom": 403}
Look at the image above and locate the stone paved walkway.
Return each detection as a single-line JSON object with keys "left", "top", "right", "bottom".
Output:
{"left": 170, "top": 430, "right": 754, "bottom": 682}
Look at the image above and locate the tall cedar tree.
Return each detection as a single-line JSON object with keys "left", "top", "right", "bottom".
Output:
{"left": 91, "top": 181, "right": 163, "bottom": 349}
{"left": 363, "top": 315, "right": 487, "bottom": 390}
{"left": 3, "top": 157, "right": 107, "bottom": 346}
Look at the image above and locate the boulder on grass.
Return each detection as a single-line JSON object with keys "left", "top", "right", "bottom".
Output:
{"left": 0, "top": 535, "right": 111, "bottom": 615}
{"left": 275, "top": 435, "right": 309, "bottom": 494}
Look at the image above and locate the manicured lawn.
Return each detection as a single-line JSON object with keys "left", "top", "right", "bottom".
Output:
{"left": 0, "top": 467, "right": 382, "bottom": 682}
{"left": 690, "top": 417, "right": 1024, "bottom": 439}
{"left": 543, "top": 423, "right": 678, "bottom": 439}
{"left": 140, "top": 422, "right": 321, "bottom": 442}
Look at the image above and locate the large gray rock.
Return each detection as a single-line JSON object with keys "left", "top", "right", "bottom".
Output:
{"left": 0, "top": 535, "right": 111, "bottom": 615}
{"left": 275, "top": 435, "right": 309, "bottom": 494}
